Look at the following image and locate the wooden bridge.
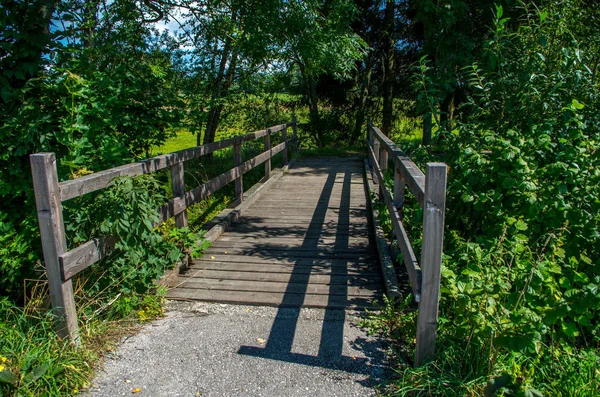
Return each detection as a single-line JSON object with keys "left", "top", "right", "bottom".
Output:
{"left": 31, "top": 119, "right": 446, "bottom": 366}
{"left": 166, "top": 156, "right": 383, "bottom": 309}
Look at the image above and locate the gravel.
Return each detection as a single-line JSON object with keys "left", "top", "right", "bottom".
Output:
{"left": 84, "top": 301, "right": 389, "bottom": 397}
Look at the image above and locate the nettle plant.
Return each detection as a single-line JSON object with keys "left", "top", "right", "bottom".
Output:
{"left": 413, "top": 0, "right": 599, "bottom": 386}
{"left": 67, "top": 175, "right": 182, "bottom": 297}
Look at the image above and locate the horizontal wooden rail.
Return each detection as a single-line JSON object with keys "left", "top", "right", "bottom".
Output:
{"left": 368, "top": 124, "right": 425, "bottom": 206}
{"left": 58, "top": 124, "right": 292, "bottom": 202}
{"left": 31, "top": 119, "right": 298, "bottom": 345}
{"left": 367, "top": 144, "right": 421, "bottom": 301}
{"left": 58, "top": 141, "right": 290, "bottom": 279}
{"left": 366, "top": 121, "right": 447, "bottom": 368}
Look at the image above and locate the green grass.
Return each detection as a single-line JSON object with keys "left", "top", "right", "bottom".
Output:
{"left": 152, "top": 129, "right": 198, "bottom": 155}
{"left": 0, "top": 288, "right": 168, "bottom": 396}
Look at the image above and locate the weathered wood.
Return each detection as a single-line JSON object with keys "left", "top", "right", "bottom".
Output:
{"left": 233, "top": 141, "right": 243, "bottom": 205}
{"left": 363, "top": 158, "right": 401, "bottom": 299}
{"left": 368, "top": 146, "right": 421, "bottom": 300}
{"left": 291, "top": 116, "right": 299, "bottom": 152}
{"left": 168, "top": 157, "right": 384, "bottom": 309}
{"left": 415, "top": 163, "right": 447, "bottom": 367}
{"left": 57, "top": 142, "right": 290, "bottom": 280}
{"left": 59, "top": 129, "right": 267, "bottom": 202}
{"left": 30, "top": 153, "right": 79, "bottom": 345}
{"left": 393, "top": 165, "right": 405, "bottom": 217}
{"left": 173, "top": 278, "right": 379, "bottom": 297}
{"left": 368, "top": 123, "right": 426, "bottom": 206}
{"left": 170, "top": 162, "right": 188, "bottom": 228}
{"left": 372, "top": 138, "right": 380, "bottom": 185}
{"left": 187, "top": 261, "right": 381, "bottom": 277}
{"left": 264, "top": 128, "right": 271, "bottom": 180}
{"left": 167, "top": 288, "right": 381, "bottom": 309}
{"left": 379, "top": 143, "right": 388, "bottom": 200}
{"left": 282, "top": 125, "right": 288, "bottom": 165}
{"left": 60, "top": 236, "right": 115, "bottom": 280}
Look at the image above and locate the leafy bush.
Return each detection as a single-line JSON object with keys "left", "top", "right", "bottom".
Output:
{"left": 68, "top": 175, "right": 181, "bottom": 297}
{"left": 378, "top": 2, "right": 599, "bottom": 395}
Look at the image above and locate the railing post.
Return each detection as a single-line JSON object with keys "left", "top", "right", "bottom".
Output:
{"left": 393, "top": 164, "right": 405, "bottom": 220}
{"left": 372, "top": 137, "right": 380, "bottom": 186}
{"left": 379, "top": 146, "right": 388, "bottom": 199}
{"left": 233, "top": 139, "right": 243, "bottom": 205}
{"left": 292, "top": 116, "right": 299, "bottom": 153}
{"left": 30, "top": 153, "right": 80, "bottom": 345}
{"left": 264, "top": 128, "right": 271, "bottom": 180}
{"left": 282, "top": 124, "right": 288, "bottom": 165}
{"left": 170, "top": 162, "right": 188, "bottom": 228}
{"left": 415, "top": 162, "right": 447, "bottom": 366}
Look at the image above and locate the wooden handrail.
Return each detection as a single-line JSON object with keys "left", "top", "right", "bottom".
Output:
{"left": 31, "top": 120, "right": 298, "bottom": 344}
{"left": 366, "top": 122, "right": 447, "bottom": 367}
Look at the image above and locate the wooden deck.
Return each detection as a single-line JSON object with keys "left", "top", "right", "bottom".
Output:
{"left": 166, "top": 157, "right": 383, "bottom": 309}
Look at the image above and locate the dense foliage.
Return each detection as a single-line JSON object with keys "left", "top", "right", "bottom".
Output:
{"left": 376, "top": 1, "right": 599, "bottom": 395}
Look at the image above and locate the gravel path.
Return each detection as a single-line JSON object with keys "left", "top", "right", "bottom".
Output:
{"left": 84, "top": 301, "right": 389, "bottom": 397}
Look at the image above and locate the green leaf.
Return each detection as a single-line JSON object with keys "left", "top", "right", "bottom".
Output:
{"left": 0, "top": 369, "right": 18, "bottom": 385}
{"left": 571, "top": 99, "right": 584, "bottom": 110}
{"left": 515, "top": 220, "right": 528, "bottom": 231}
{"left": 24, "top": 363, "right": 49, "bottom": 385}
{"left": 561, "top": 322, "right": 579, "bottom": 338}
{"left": 502, "top": 177, "right": 515, "bottom": 189}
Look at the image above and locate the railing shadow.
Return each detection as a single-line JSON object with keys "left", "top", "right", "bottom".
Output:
{"left": 236, "top": 163, "right": 387, "bottom": 384}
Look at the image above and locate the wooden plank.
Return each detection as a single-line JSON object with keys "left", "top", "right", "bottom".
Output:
{"left": 369, "top": 144, "right": 421, "bottom": 299}
{"left": 291, "top": 116, "right": 299, "bottom": 153}
{"left": 60, "top": 236, "right": 115, "bottom": 280}
{"left": 186, "top": 261, "right": 381, "bottom": 277}
{"left": 170, "top": 162, "right": 188, "bottom": 228}
{"left": 192, "top": 255, "right": 377, "bottom": 268}
{"left": 166, "top": 288, "right": 381, "bottom": 309}
{"left": 264, "top": 128, "right": 271, "bottom": 180}
{"left": 368, "top": 123, "right": 426, "bottom": 206}
{"left": 202, "top": 247, "right": 375, "bottom": 260}
{"left": 30, "top": 153, "right": 79, "bottom": 344}
{"left": 171, "top": 278, "right": 379, "bottom": 297}
{"left": 393, "top": 165, "right": 405, "bottom": 214}
{"left": 415, "top": 163, "right": 447, "bottom": 367}
{"left": 210, "top": 239, "right": 372, "bottom": 251}
{"left": 233, "top": 141, "right": 243, "bottom": 206}
{"left": 282, "top": 126, "right": 288, "bottom": 165}
{"left": 217, "top": 234, "right": 370, "bottom": 244}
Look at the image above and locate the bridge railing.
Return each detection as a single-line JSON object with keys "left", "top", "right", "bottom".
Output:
{"left": 366, "top": 122, "right": 447, "bottom": 367}
{"left": 30, "top": 119, "right": 298, "bottom": 345}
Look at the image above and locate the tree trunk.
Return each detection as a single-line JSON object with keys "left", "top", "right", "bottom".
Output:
{"left": 422, "top": 112, "right": 432, "bottom": 146}
{"left": 440, "top": 91, "right": 455, "bottom": 132}
{"left": 382, "top": 0, "right": 395, "bottom": 136}
{"left": 351, "top": 57, "right": 372, "bottom": 146}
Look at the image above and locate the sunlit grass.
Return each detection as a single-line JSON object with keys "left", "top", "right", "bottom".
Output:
{"left": 152, "top": 129, "right": 198, "bottom": 155}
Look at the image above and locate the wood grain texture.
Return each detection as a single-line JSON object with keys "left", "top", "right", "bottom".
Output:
{"left": 415, "top": 162, "right": 447, "bottom": 366}
{"left": 368, "top": 123, "right": 426, "bottom": 206}
{"left": 30, "top": 153, "right": 79, "bottom": 344}
{"left": 168, "top": 157, "right": 384, "bottom": 309}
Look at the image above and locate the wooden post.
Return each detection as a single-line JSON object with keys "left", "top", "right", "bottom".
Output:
{"left": 292, "top": 115, "right": 299, "bottom": 153}
{"left": 379, "top": 146, "right": 388, "bottom": 199}
{"left": 372, "top": 137, "right": 380, "bottom": 186}
{"left": 264, "top": 128, "right": 271, "bottom": 180}
{"left": 367, "top": 126, "right": 373, "bottom": 168}
{"left": 393, "top": 165, "right": 405, "bottom": 220}
{"left": 282, "top": 125, "right": 288, "bottom": 165}
{"left": 170, "top": 162, "right": 188, "bottom": 228}
{"left": 30, "top": 153, "right": 80, "bottom": 345}
{"left": 415, "top": 162, "right": 447, "bottom": 366}
{"left": 233, "top": 140, "right": 243, "bottom": 205}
